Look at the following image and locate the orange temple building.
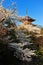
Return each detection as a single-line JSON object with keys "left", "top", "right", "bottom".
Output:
{"left": 18, "top": 10, "right": 35, "bottom": 25}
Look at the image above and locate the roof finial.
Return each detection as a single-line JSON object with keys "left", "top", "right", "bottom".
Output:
{"left": 26, "top": 8, "right": 28, "bottom": 16}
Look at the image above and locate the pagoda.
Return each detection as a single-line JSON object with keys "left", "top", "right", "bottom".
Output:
{"left": 18, "top": 9, "right": 35, "bottom": 25}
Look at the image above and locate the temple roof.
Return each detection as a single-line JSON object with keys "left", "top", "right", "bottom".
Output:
{"left": 18, "top": 16, "right": 35, "bottom": 22}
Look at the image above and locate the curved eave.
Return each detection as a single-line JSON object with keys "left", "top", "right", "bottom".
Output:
{"left": 19, "top": 18, "right": 35, "bottom": 22}
{"left": 17, "top": 16, "right": 35, "bottom": 22}
{"left": 28, "top": 18, "right": 35, "bottom": 22}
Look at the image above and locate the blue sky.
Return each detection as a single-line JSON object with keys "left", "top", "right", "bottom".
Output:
{"left": 1, "top": 0, "right": 43, "bottom": 26}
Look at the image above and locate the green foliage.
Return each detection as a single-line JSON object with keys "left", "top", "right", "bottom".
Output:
{"left": 24, "top": 29, "right": 30, "bottom": 35}
{"left": 33, "top": 45, "right": 43, "bottom": 65}
{"left": 27, "top": 32, "right": 43, "bottom": 65}
{"left": 8, "top": 29, "right": 17, "bottom": 42}
{"left": 9, "top": 29, "right": 16, "bottom": 39}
